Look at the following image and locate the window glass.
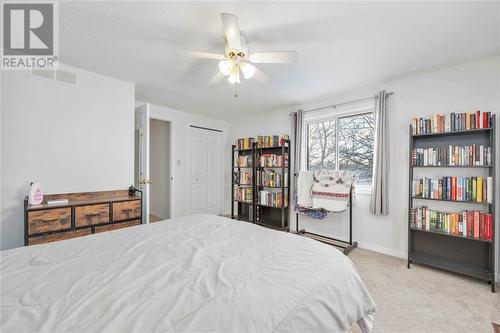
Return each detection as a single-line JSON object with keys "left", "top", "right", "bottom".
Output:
{"left": 305, "top": 112, "right": 374, "bottom": 186}
{"left": 306, "top": 120, "right": 336, "bottom": 171}
{"left": 337, "top": 113, "right": 374, "bottom": 185}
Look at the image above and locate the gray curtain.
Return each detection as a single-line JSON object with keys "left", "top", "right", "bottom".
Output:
{"left": 291, "top": 110, "right": 303, "bottom": 200}
{"left": 370, "top": 91, "right": 389, "bottom": 215}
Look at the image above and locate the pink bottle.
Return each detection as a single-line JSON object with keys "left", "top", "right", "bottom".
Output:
{"left": 28, "top": 181, "right": 43, "bottom": 205}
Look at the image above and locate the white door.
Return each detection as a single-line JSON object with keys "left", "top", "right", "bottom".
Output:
{"left": 189, "top": 126, "right": 222, "bottom": 215}
{"left": 134, "top": 103, "right": 150, "bottom": 224}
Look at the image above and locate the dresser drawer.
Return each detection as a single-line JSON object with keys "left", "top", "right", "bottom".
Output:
{"left": 94, "top": 220, "right": 141, "bottom": 233}
{"left": 27, "top": 207, "right": 71, "bottom": 235}
{"left": 75, "top": 203, "right": 109, "bottom": 227}
{"left": 28, "top": 228, "right": 91, "bottom": 245}
{"left": 112, "top": 200, "right": 141, "bottom": 221}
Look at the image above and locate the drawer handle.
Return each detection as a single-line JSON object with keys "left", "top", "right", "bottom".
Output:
{"left": 121, "top": 208, "right": 133, "bottom": 212}
{"left": 44, "top": 218, "right": 59, "bottom": 223}
{"left": 86, "top": 213, "right": 100, "bottom": 217}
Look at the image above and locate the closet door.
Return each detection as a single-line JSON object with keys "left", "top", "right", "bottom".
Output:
{"left": 189, "top": 126, "right": 222, "bottom": 215}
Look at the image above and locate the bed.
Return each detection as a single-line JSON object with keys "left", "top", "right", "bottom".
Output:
{"left": 1, "top": 214, "right": 376, "bottom": 332}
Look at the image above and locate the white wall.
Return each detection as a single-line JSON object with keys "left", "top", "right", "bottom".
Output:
{"left": 137, "top": 102, "right": 231, "bottom": 217}
{"left": 150, "top": 119, "right": 171, "bottom": 219}
{"left": 227, "top": 56, "right": 500, "bottom": 279}
{"left": 1, "top": 64, "right": 135, "bottom": 250}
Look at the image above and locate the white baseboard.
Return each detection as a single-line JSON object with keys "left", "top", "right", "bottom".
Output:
{"left": 356, "top": 241, "right": 407, "bottom": 259}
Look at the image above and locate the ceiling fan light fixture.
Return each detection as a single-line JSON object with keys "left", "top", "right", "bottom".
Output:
{"left": 239, "top": 62, "right": 256, "bottom": 79}
{"left": 227, "top": 67, "right": 240, "bottom": 84}
{"left": 218, "top": 59, "right": 233, "bottom": 76}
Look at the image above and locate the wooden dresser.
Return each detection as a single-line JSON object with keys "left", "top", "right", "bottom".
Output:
{"left": 24, "top": 189, "right": 142, "bottom": 246}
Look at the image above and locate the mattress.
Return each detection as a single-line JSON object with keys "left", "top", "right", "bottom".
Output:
{"left": 1, "top": 214, "right": 376, "bottom": 332}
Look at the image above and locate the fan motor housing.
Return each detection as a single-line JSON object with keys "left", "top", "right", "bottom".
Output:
{"left": 225, "top": 34, "right": 248, "bottom": 59}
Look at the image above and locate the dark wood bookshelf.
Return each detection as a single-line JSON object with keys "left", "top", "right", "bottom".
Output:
{"left": 408, "top": 116, "right": 496, "bottom": 292}
{"left": 231, "top": 139, "right": 290, "bottom": 232}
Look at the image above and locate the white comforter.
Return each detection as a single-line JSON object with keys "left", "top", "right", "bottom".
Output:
{"left": 1, "top": 214, "right": 375, "bottom": 333}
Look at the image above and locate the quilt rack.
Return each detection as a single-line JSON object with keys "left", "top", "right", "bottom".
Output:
{"left": 295, "top": 181, "right": 358, "bottom": 255}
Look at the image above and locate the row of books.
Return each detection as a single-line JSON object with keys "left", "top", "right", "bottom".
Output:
{"left": 410, "top": 111, "right": 493, "bottom": 135}
{"left": 411, "top": 145, "right": 492, "bottom": 167}
{"left": 257, "top": 169, "right": 288, "bottom": 188}
{"left": 233, "top": 171, "right": 252, "bottom": 185}
{"left": 234, "top": 187, "right": 252, "bottom": 203}
{"left": 259, "top": 153, "right": 288, "bottom": 167}
{"left": 234, "top": 155, "right": 252, "bottom": 167}
{"left": 258, "top": 190, "right": 288, "bottom": 208}
{"left": 235, "top": 138, "right": 255, "bottom": 150}
{"left": 410, "top": 206, "right": 493, "bottom": 240}
{"left": 411, "top": 176, "right": 493, "bottom": 203}
{"left": 256, "top": 134, "right": 289, "bottom": 148}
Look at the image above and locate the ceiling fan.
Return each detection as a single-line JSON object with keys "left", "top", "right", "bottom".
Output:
{"left": 174, "top": 13, "right": 297, "bottom": 85}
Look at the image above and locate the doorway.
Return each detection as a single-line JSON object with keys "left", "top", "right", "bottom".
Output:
{"left": 149, "top": 119, "right": 172, "bottom": 222}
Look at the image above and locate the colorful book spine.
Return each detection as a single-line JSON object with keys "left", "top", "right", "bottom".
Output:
{"left": 410, "top": 111, "right": 493, "bottom": 135}
{"left": 411, "top": 145, "right": 492, "bottom": 166}
{"left": 411, "top": 206, "right": 492, "bottom": 240}
{"left": 234, "top": 187, "right": 253, "bottom": 203}
{"left": 412, "top": 176, "right": 492, "bottom": 203}
{"left": 256, "top": 134, "right": 289, "bottom": 148}
{"left": 235, "top": 138, "right": 255, "bottom": 150}
{"left": 259, "top": 190, "right": 288, "bottom": 208}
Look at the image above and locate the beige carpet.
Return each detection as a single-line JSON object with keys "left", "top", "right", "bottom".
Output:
{"left": 149, "top": 214, "right": 163, "bottom": 223}
{"left": 347, "top": 248, "right": 500, "bottom": 333}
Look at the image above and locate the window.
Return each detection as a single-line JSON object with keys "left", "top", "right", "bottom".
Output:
{"left": 305, "top": 110, "right": 375, "bottom": 187}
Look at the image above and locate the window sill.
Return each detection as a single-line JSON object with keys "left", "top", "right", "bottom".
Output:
{"left": 355, "top": 185, "right": 372, "bottom": 196}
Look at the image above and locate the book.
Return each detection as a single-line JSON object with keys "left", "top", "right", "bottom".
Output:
{"left": 235, "top": 138, "right": 255, "bottom": 150}
{"left": 412, "top": 176, "right": 491, "bottom": 203}
{"left": 259, "top": 153, "right": 288, "bottom": 167}
{"left": 234, "top": 154, "right": 252, "bottom": 167}
{"left": 411, "top": 144, "right": 492, "bottom": 166}
{"left": 256, "top": 134, "right": 289, "bottom": 148}
{"left": 258, "top": 189, "right": 288, "bottom": 208}
{"left": 257, "top": 169, "right": 288, "bottom": 187}
{"left": 410, "top": 110, "right": 493, "bottom": 135}
{"left": 411, "top": 206, "right": 492, "bottom": 240}
{"left": 234, "top": 187, "right": 253, "bottom": 202}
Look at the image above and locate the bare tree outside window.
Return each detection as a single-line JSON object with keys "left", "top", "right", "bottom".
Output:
{"left": 306, "top": 112, "right": 374, "bottom": 185}
{"left": 307, "top": 120, "right": 336, "bottom": 171}
{"left": 338, "top": 113, "right": 374, "bottom": 184}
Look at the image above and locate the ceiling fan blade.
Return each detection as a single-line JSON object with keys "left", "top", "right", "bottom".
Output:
{"left": 173, "top": 50, "right": 225, "bottom": 60}
{"left": 254, "top": 66, "right": 269, "bottom": 83}
{"left": 209, "top": 72, "right": 225, "bottom": 84}
{"left": 249, "top": 51, "right": 298, "bottom": 64}
{"left": 220, "top": 13, "right": 241, "bottom": 50}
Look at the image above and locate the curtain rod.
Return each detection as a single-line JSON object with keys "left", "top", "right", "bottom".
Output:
{"left": 303, "top": 91, "right": 394, "bottom": 114}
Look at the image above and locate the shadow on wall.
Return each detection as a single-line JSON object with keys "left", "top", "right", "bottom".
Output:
{"left": 1, "top": 182, "right": 32, "bottom": 249}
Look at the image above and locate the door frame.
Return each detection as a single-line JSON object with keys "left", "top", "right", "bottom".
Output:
{"left": 135, "top": 103, "right": 150, "bottom": 224}
{"left": 150, "top": 115, "right": 175, "bottom": 219}
{"left": 187, "top": 124, "right": 224, "bottom": 215}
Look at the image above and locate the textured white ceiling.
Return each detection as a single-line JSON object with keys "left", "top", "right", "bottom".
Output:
{"left": 60, "top": 1, "right": 500, "bottom": 118}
